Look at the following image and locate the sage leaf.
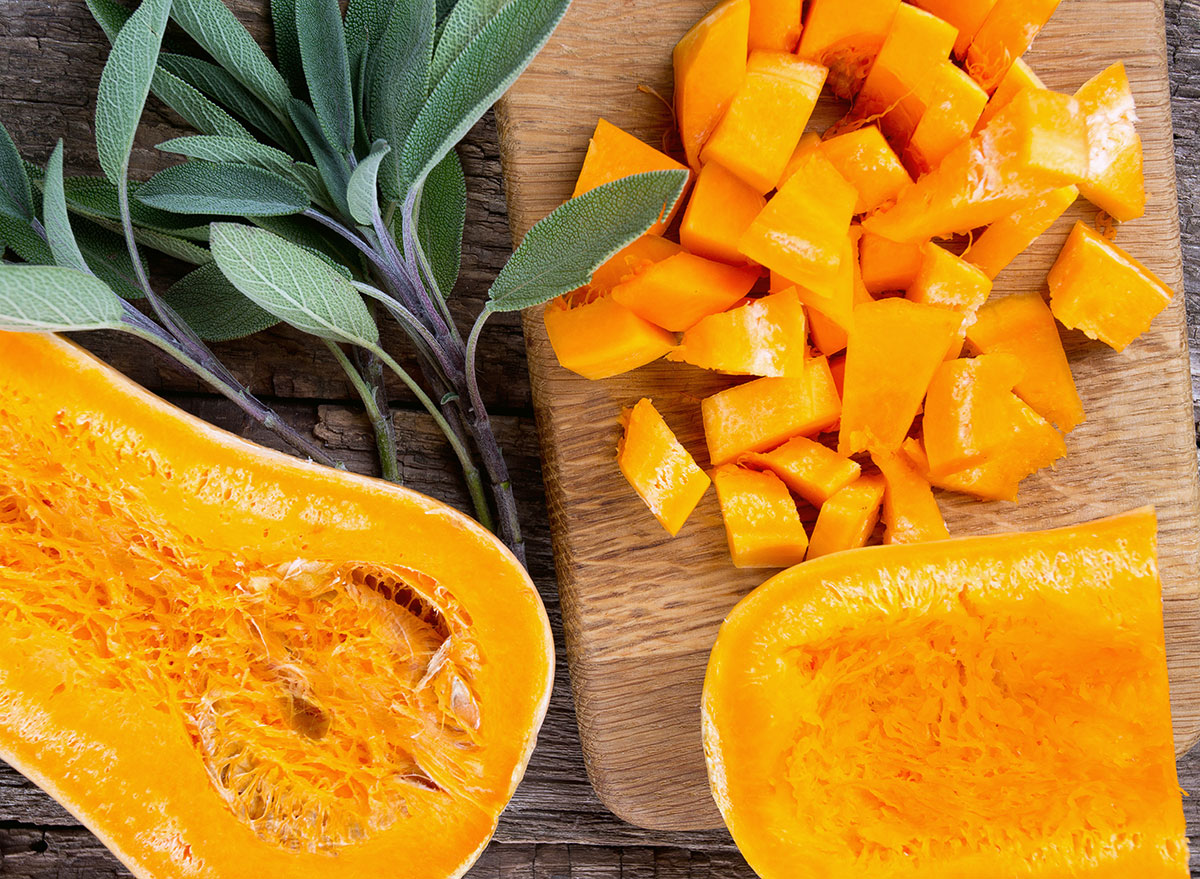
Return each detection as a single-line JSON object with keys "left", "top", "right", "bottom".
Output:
{"left": 347, "top": 141, "right": 391, "bottom": 227}
{"left": 95, "top": 0, "right": 173, "bottom": 186}
{"left": 0, "top": 119, "right": 33, "bottom": 221}
{"left": 345, "top": 0, "right": 389, "bottom": 65}
{"left": 157, "top": 135, "right": 299, "bottom": 181}
{"left": 127, "top": 225, "right": 214, "bottom": 264}
{"left": 296, "top": 0, "right": 355, "bottom": 155}
{"left": 270, "top": 0, "right": 307, "bottom": 98}
{"left": 74, "top": 217, "right": 148, "bottom": 300}
{"left": 430, "top": 0, "right": 504, "bottom": 85}
{"left": 436, "top": 0, "right": 459, "bottom": 24}
{"left": 137, "top": 163, "right": 309, "bottom": 216}
{"left": 367, "top": 0, "right": 434, "bottom": 197}
{"left": 488, "top": 169, "right": 689, "bottom": 312}
{"left": 289, "top": 99, "right": 351, "bottom": 218}
{"left": 42, "top": 142, "right": 90, "bottom": 275}
{"left": 158, "top": 54, "right": 295, "bottom": 148}
{"left": 151, "top": 66, "right": 255, "bottom": 140}
{"left": 402, "top": 0, "right": 570, "bottom": 187}
{"left": 0, "top": 216, "right": 54, "bottom": 265}
{"left": 250, "top": 214, "right": 365, "bottom": 272}
{"left": 62, "top": 176, "right": 212, "bottom": 239}
{"left": 417, "top": 150, "right": 466, "bottom": 295}
{"left": 85, "top": 0, "right": 132, "bottom": 41}
{"left": 0, "top": 265, "right": 124, "bottom": 332}
{"left": 210, "top": 222, "right": 379, "bottom": 344}
{"left": 162, "top": 261, "right": 279, "bottom": 340}
{"left": 170, "top": 0, "right": 293, "bottom": 115}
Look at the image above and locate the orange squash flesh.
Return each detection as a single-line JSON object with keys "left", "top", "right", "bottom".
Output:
{"left": 670, "top": 289, "right": 807, "bottom": 377}
{"left": 747, "top": 0, "right": 802, "bottom": 51}
{"left": 963, "top": 184, "right": 1078, "bottom": 280}
{"left": 611, "top": 251, "right": 760, "bottom": 332}
{"left": 680, "top": 161, "right": 767, "bottom": 265}
{"left": 871, "top": 448, "right": 949, "bottom": 544}
{"left": 910, "top": 0, "right": 997, "bottom": 58}
{"left": 975, "top": 57, "right": 1045, "bottom": 131}
{"left": 903, "top": 62, "right": 990, "bottom": 176}
{"left": 795, "top": 0, "right": 900, "bottom": 99}
{"left": 618, "top": 399, "right": 711, "bottom": 536}
{"left": 859, "top": 231, "right": 924, "bottom": 293}
{"left": 906, "top": 243, "right": 993, "bottom": 313}
{"left": 1075, "top": 61, "right": 1146, "bottom": 222}
{"left": 589, "top": 234, "right": 684, "bottom": 290}
{"left": 712, "top": 465, "right": 809, "bottom": 567}
{"left": 703, "top": 508, "right": 1188, "bottom": 879}
{"left": 1048, "top": 221, "right": 1175, "bottom": 352}
{"left": 965, "top": 0, "right": 1065, "bottom": 93}
{"left": 0, "top": 333, "right": 554, "bottom": 879}
{"left": 819, "top": 126, "right": 912, "bottom": 214}
{"left": 543, "top": 292, "right": 675, "bottom": 380}
{"left": 922, "top": 353, "right": 1027, "bottom": 475}
{"left": 807, "top": 230, "right": 874, "bottom": 356}
{"left": 806, "top": 474, "right": 886, "bottom": 559}
{"left": 741, "top": 436, "right": 862, "bottom": 507}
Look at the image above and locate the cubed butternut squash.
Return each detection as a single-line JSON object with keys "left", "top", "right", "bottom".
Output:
{"left": 910, "top": 0, "right": 998, "bottom": 57}
{"left": 741, "top": 436, "right": 862, "bottom": 507}
{"left": 618, "top": 399, "right": 711, "bottom": 535}
{"left": 859, "top": 231, "right": 924, "bottom": 293}
{"left": 871, "top": 447, "right": 949, "bottom": 544}
{"left": 923, "top": 353, "right": 1027, "bottom": 475}
{"left": 807, "top": 474, "right": 886, "bottom": 558}
{"left": 965, "top": 0, "right": 1064, "bottom": 93}
{"left": 589, "top": 235, "right": 684, "bottom": 290}
{"left": 903, "top": 62, "right": 990, "bottom": 176}
{"left": 612, "top": 252, "right": 760, "bottom": 332}
{"left": 747, "top": 0, "right": 803, "bottom": 52}
{"left": 907, "top": 243, "right": 993, "bottom": 312}
{"left": 712, "top": 465, "right": 809, "bottom": 567}
{"left": 544, "top": 293, "right": 676, "bottom": 380}
{"left": 1075, "top": 61, "right": 1146, "bottom": 222}
{"left": 669, "top": 289, "right": 807, "bottom": 377}
{"left": 976, "top": 57, "right": 1045, "bottom": 132}
{"left": 796, "top": 0, "right": 901, "bottom": 99}
{"left": 819, "top": 126, "right": 912, "bottom": 214}
{"left": 964, "top": 185, "right": 1078, "bottom": 279}
{"left": 680, "top": 162, "right": 767, "bottom": 265}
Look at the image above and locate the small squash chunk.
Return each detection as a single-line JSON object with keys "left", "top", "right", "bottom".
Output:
{"left": 903, "top": 62, "right": 990, "bottom": 176}
{"left": 741, "top": 436, "right": 862, "bottom": 507}
{"left": 589, "top": 235, "right": 684, "bottom": 290}
{"left": 792, "top": 236, "right": 857, "bottom": 333}
{"left": 702, "top": 52, "right": 828, "bottom": 194}
{"left": 618, "top": 399, "right": 711, "bottom": 536}
{"left": 670, "top": 289, "right": 807, "bottom": 377}
{"left": 838, "top": 298, "right": 963, "bottom": 455}
{"left": 922, "top": 353, "right": 1026, "bottom": 475}
{"left": 967, "top": 291, "right": 1085, "bottom": 432}
{"left": 964, "top": 185, "right": 1078, "bottom": 279}
{"left": 807, "top": 231, "right": 874, "bottom": 356}
{"left": 703, "top": 357, "right": 841, "bottom": 466}
{"left": 872, "top": 448, "right": 949, "bottom": 544}
{"left": 747, "top": 0, "right": 802, "bottom": 51}
{"left": 910, "top": 0, "right": 997, "bottom": 57}
{"left": 859, "top": 231, "right": 924, "bottom": 293}
{"left": 1048, "top": 221, "right": 1175, "bottom": 352}
{"left": 776, "top": 131, "right": 824, "bottom": 189}
{"left": 612, "top": 252, "right": 760, "bottom": 332}
{"left": 544, "top": 293, "right": 675, "bottom": 380}
{"left": 673, "top": 0, "right": 752, "bottom": 169}
{"left": 680, "top": 162, "right": 767, "bottom": 265}
{"left": 976, "top": 57, "right": 1045, "bottom": 131}
{"left": 739, "top": 149, "right": 857, "bottom": 290}
{"left": 907, "top": 243, "right": 993, "bottom": 312}
{"left": 796, "top": 0, "right": 900, "bottom": 100}
{"left": 806, "top": 474, "right": 886, "bottom": 559}
{"left": 703, "top": 508, "right": 1188, "bottom": 879}
{"left": 965, "top": 0, "right": 1064, "bottom": 93}
{"left": 1075, "top": 61, "right": 1146, "bottom": 222}
{"left": 819, "top": 126, "right": 912, "bottom": 214}
{"left": 712, "top": 465, "right": 809, "bottom": 567}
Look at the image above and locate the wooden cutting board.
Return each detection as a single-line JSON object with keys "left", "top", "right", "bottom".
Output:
{"left": 496, "top": 0, "right": 1200, "bottom": 831}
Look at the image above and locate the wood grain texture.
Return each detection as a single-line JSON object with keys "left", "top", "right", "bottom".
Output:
{"left": 498, "top": 0, "right": 1200, "bottom": 830}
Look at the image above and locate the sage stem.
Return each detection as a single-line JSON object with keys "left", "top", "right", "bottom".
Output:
{"left": 325, "top": 340, "right": 400, "bottom": 483}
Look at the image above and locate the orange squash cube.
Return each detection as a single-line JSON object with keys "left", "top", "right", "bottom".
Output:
{"left": 976, "top": 57, "right": 1045, "bottom": 132}
{"left": 871, "top": 447, "right": 949, "bottom": 544}
{"left": 702, "top": 52, "right": 828, "bottom": 194}
{"left": 966, "top": 291, "right": 1085, "bottom": 432}
{"left": 589, "top": 235, "right": 684, "bottom": 290}
{"left": 747, "top": 0, "right": 802, "bottom": 52}
{"left": 544, "top": 293, "right": 675, "bottom": 380}
{"left": 793, "top": 236, "right": 857, "bottom": 332}
{"left": 680, "top": 162, "right": 767, "bottom": 265}
{"left": 839, "top": 298, "right": 963, "bottom": 455}
{"left": 965, "top": 0, "right": 1064, "bottom": 93}
{"left": 1075, "top": 62, "right": 1146, "bottom": 222}
{"left": 741, "top": 436, "right": 862, "bottom": 507}
{"left": 712, "top": 465, "right": 809, "bottom": 567}
{"left": 964, "top": 185, "right": 1078, "bottom": 279}
{"left": 612, "top": 252, "right": 759, "bottom": 332}
{"left": 670, "top": 289, "right": 807, "bottom": 377}
{"left": 910, "top": 0, "right": 998, "bottom": 57}
{"left": 923, "top": 353, "right": 1027, "bottom": 475}
{"left": 1048, "top": 221, "right": 1174, "bottom": 352}
{"left": 703, "top": 357, "right": 842, "bottom": 466}
{"left": 828, "top": 353, "right": 846, "bottom": 397}
{"left": 859, "top": 231, "right": 924, "bottom": 293}
{"left": 806, "top": 474, "right": 886, "bottom": 558}
{"left": 819, "top": 126, "right": 912, "bottom": 214}
{"left": 776, "top": 131, "right": 824, "bottom": 190}
{"left": 796, "top": 0, "right": 900, "bottom": 99}
{"left": 907, "top": 244, "right": 993, "bottom": 312}
{"left": 807, "top": 231, "right": 874, "bottom": 356}
{"left": 903, "top": 62, "right": 990, "bottom": 176}
{"left": 618, "top": 399, "right": 711, "bottom": 535}
{"left": 673, "top": 0, "right": 752, "bottom": 169}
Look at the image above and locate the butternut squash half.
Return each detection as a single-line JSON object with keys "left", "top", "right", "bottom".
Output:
{"left": 703, "top": 508, "right": 1187, "bottom": 878}
{"left": 0, "top": 333, "right": 554, "bottom": 879}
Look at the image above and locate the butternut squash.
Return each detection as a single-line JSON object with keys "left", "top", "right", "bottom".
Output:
{"left": 673, "top": 0, "right": 751, "bottom": 169}
{"left": 669, "top": 289, "right": 807, "bottom": 377}
{"left": 795, "top": 0, "right": 899, "bottom": 99}
{"left": 679, "top": 161, "right": 766, "bottom": 265}
{"left": 819, "top": 126, "right": 912, "bottom": 214}
{"left": 963, "top": 184, "right": 1078, "bottom": 280}
{"left": 805, "top": 474, "right": 886, "bottom": 558}
{"left": 1074, "top": 61, "right": 1146, "bottom": 222}
{"left": 740, "top": 436, "right": 861, "bottom": 507}
{"left": 711, "top": 465, "right": 809, "bottom": 567}
{"left": 618, "top": 399, "right": 711, "bottom": 535}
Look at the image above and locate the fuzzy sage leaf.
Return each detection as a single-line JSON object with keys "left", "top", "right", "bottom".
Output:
{"left": 0, "top": 120, "right": 33, "bottom": 221}
{"left": 0, "top": 265, "right": 125, "bottom": 331}
{"left": 367, "top": 0, "right": 434, "bottom": 197}
{"left": 162, "top": 261, "right": 280, "bottom": 341}
{"left": 157, "top": 135, "right": 300, "bottom": 181}
{"left": 0, "top": 216, "right": 54, "bottom": 265}
{"left": 296, "top": 0, "right": 355, "bottom": 155}
{"left": 488, "top": 169, "right": 689, "bottom": 312}
{"left": 138, "top": 163, "right": 310, "bottom": 216}
{"left": 157, "top": 55, "right": 290, "bottom": 145}
{"left": 289, "top": 99, "right": 352, "bottom": 218}
{"left": 152, "top": 67, "right": 255, "bottom": 140}
{"left": 61, "top": 176, "right": 211, "bottom": 239}
{"left": 42, "top": 142, "right": 90, "bottom": 275}
{"left": 73, "top": 218, "right": 148, "bottom": 300}
{"left": 347, "top": 141, "right": 391, "bottom": 227}
{"left": 270, "top": 0, "right": 306, "bottom": 97}
{"left": 418, "top": 150, "right": 466, "bottom": 295}
{"left": 430, "top": 0, "right": 505, "bottom": 85}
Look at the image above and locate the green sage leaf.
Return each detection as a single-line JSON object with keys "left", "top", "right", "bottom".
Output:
{"left": 250, "top": 214, "right": 365, "bottom": 272}
{"left": 42, "top": 142, "right": 90, "bottom": 274}
{"left": 127, "top": 225, "right": 214, "bottom": 264}
{"left": 157, "top": 135, "right": 299, "bottom": 180}
{"left": 418, "top": 150, "right": 466, "bottom": 295}
{"left": 488, "top": 169, "right": 689, "bottom": 312}
{"left": 137, "top": 162, "right": 310, "bottom": 216}
{"left": 209, "top": 222, "right": 379, "bottom": 344}
{"left": 0, "top": 119, "right": 33, "bottom": 221}
{"left": 270, "top": 0, "right": 307, "bottom": 98}
{"left": 85, "top": 0, "right": 133, "bottom": 40}
{"left": 288, "top": 99, "right": 351, "bottom": 218}
{"left": 62, "top": 176, "right": 212, "bottom": 239}
{"left": 0, "top": 216, "right": 54, "bottom": 265}
{"left": 0, "top": 265, "right": 125, "bottom": 332}
{"left": 430, "top": 0, "right": 504, "bottom": 85}
{"left": 162, "top": 261, "right": 279, "bottom": 340}
{"left": 296, "top": 0, "right": 355, "bottom": 155}
{"left": 158, "top": 54, "right": 295, "bottom": 148}
{"left": 367, "top": 0, "right": 434, "bottom": 197}
{"left": 151, "top": 66, "right": 255, "bottom": 140}
{"left": 347, "top": 140, "right": 391, "bottom": 227}
{"left": 73, "top": 217, "right": 148, "bottom": 300}
{"left": 344, "top": 0, "right": 389, "bottom": 65}
{"left": 436, "top": 0, "right": 459, "bottom": 24}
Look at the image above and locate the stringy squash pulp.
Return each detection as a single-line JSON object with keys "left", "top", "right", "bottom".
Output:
{"left": 0, "top": 333, "right": 554, "bottom": 879}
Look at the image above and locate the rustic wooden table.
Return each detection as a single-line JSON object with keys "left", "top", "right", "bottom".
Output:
{"left": 1, "top": 1, "right": 1199, "bottom": 875}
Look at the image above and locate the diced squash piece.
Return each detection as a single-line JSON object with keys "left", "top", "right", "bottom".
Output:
{"left": 872, "top": 448, "right": 949, "bottom": 544}
{"left": 739, "top": 149, "right": 857, "bottom": 290}
{"left": 680, "top": 162, "right": 767, "bottom": 265}
{"left": 859, "top": 231, "right": 924, "bottom": 293}
{"left": 674, "top": 0, "right": 752, "bottom": 169}
{"left": 966, "top": 0, "right": 1064, "bottom": 93}
{"left": 923, "top": 353, "right": 1026, "bottom": 475}
{"left": 712, "top": 465, "right": 809, "bottom": 567}
{"left": 670, "top": 289, "right": 807, "bottom": 377}
{"left": 793, "top": 236, "right": 856, "bottom": 332}
{"left": 1075, "top": 61, "right": 1146, "bottom": 222}
{"left": 976, "top": 58, "right": 1045, "bottom": 131}
{"left": 776, "top": 131, "right": 824, "bottom": 189}
{"left": 589, "top": 235, "right": 684, "bottom": 290}
{"left": 1048, "top": 221, "right": 1174, "bottom": 352}
{"left": 796, "top": 0, "right": 900, "bottom": 99}
{"left": 964, "top": 185, "right": 1078, "bottom": 279}
{"left": 618, "top": 399, "right": 711, "bottom": 535}
{"left": 741, "top": 436, "right": 862, "bottom": 507}
{"left": 702, "top": 52, "right": 828, "bottom": 194}
{"left": 820, "top": 126, "right": 912, "bottom": 213}
{"left": 573, "top": 119, "right": 690, "bottom": 234}
{"left": 838, "top": 298, "right": 963, "bottom": 455}
{"left": 612, "top": 252, "right": 760, "bottom": 332}
{"left": 907, "top": 243, "right": 992, "bottom": 311}
{"left": 910, "top": 0, "right": 998, "bottom": 57}
{"left": 828, "top": 353, "right": 846, "bottom": 397}
{"left": 747, "top": 0, "right": 803, "bottom": 51}
{"left": 967, "top": 291, "right": 1085, "bottom": 432}
{"left": 544, "top": 293, "right": 675, "bottom": 379}
{"left": 806, "top": 475, "right": 886, "bottom": 558}
{"left": 703, "top": 357, "right": 842, "bottom": 465}
{"left": 807, "top": 234, "right": 874, "bottom": 356}
{"left": 903, "top": 62, "right": 990, "bottom": 176}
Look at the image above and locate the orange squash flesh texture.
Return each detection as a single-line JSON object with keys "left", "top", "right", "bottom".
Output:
{"left": 776, "top": 130, "right": 824, "bottom": 189}
{"left": 806, "top": 474, "right": 886, "bottom": 559}
{"left": 976, "top": 57, "right": 1045, "bottom": 131}
{"left": 670, "top": 289, "right": 807, "bottom": 377}
{"left": 618, "top": 399, "right": 711, "bottom": 536}
{"left": 712, "top": 465, "right": 809, "bottom": 567}
{"left": 1048, "top": 221, "right": 1175, "bottom": 352}
{"left": 703, "top": 508, "right": 1188, "bottom": 879}
{"left": 611, "top": 252, "right": 760, "bottom": 332}
{"left": 965, "top": 0, "right": 1065, "bottom": 93}
{"left": 740, "top": 436, "right": 862, "bottom": 507}
{"left": 589, "top": 235, "right": 683, "bottom": 290}
{"left": 967, "top": 291, "right": 1085, "bottom": 432}
{"left": 0, "top": 333, "right": 555, "bottom": 879}
{"left": 702, "top": 52, "right": 828, "bottom": 194}
{"left": 910, "top": 0, "right": 998, "bottom": 58}
{"left": 796, "top": 0, "right": 900, "bottom": 99}
{"left": 680, "top": 162, "right": 766, "bottom": 265}
{"left": 871, "top": 448, "right": 949, "bottom": 544}
{"left": 673, "top": 0, "right": 751, "bottom": 169}
{"left": 903, "top": 61, "right": 990, "bottom": 176}
{"left": 544, "top": 293, "right": 675, "bottom": 380}
{"left": 1075, "top": 61, "right": 1146, "bottom": 222}
{"left": 964, "top": 184, "right": 1078, "bottom": 279}
{"left": 806, "top": 230, "right": 874, "bottom": 356}
{"left": 922, "top": 353, "right": 1028, "bottom": 476}
{"left": 819, "top": 126, "right": 912, "bottom": 214}
{"left": 859, "top": 231, "right": 924, "bottom": 293}
{"left": 907, "top": 243, "right": 993, "bottom": 313}
{"left": 747, "top": 0, "right": 802, "bottom": 51}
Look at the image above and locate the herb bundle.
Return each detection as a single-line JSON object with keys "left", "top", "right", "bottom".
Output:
{"left": 0, "top": 0, "right": 688, "bottom": 565}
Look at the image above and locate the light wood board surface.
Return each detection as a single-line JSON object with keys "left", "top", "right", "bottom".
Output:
{"left": 497, "top": 0, "right": 1200, "bottom": 831}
